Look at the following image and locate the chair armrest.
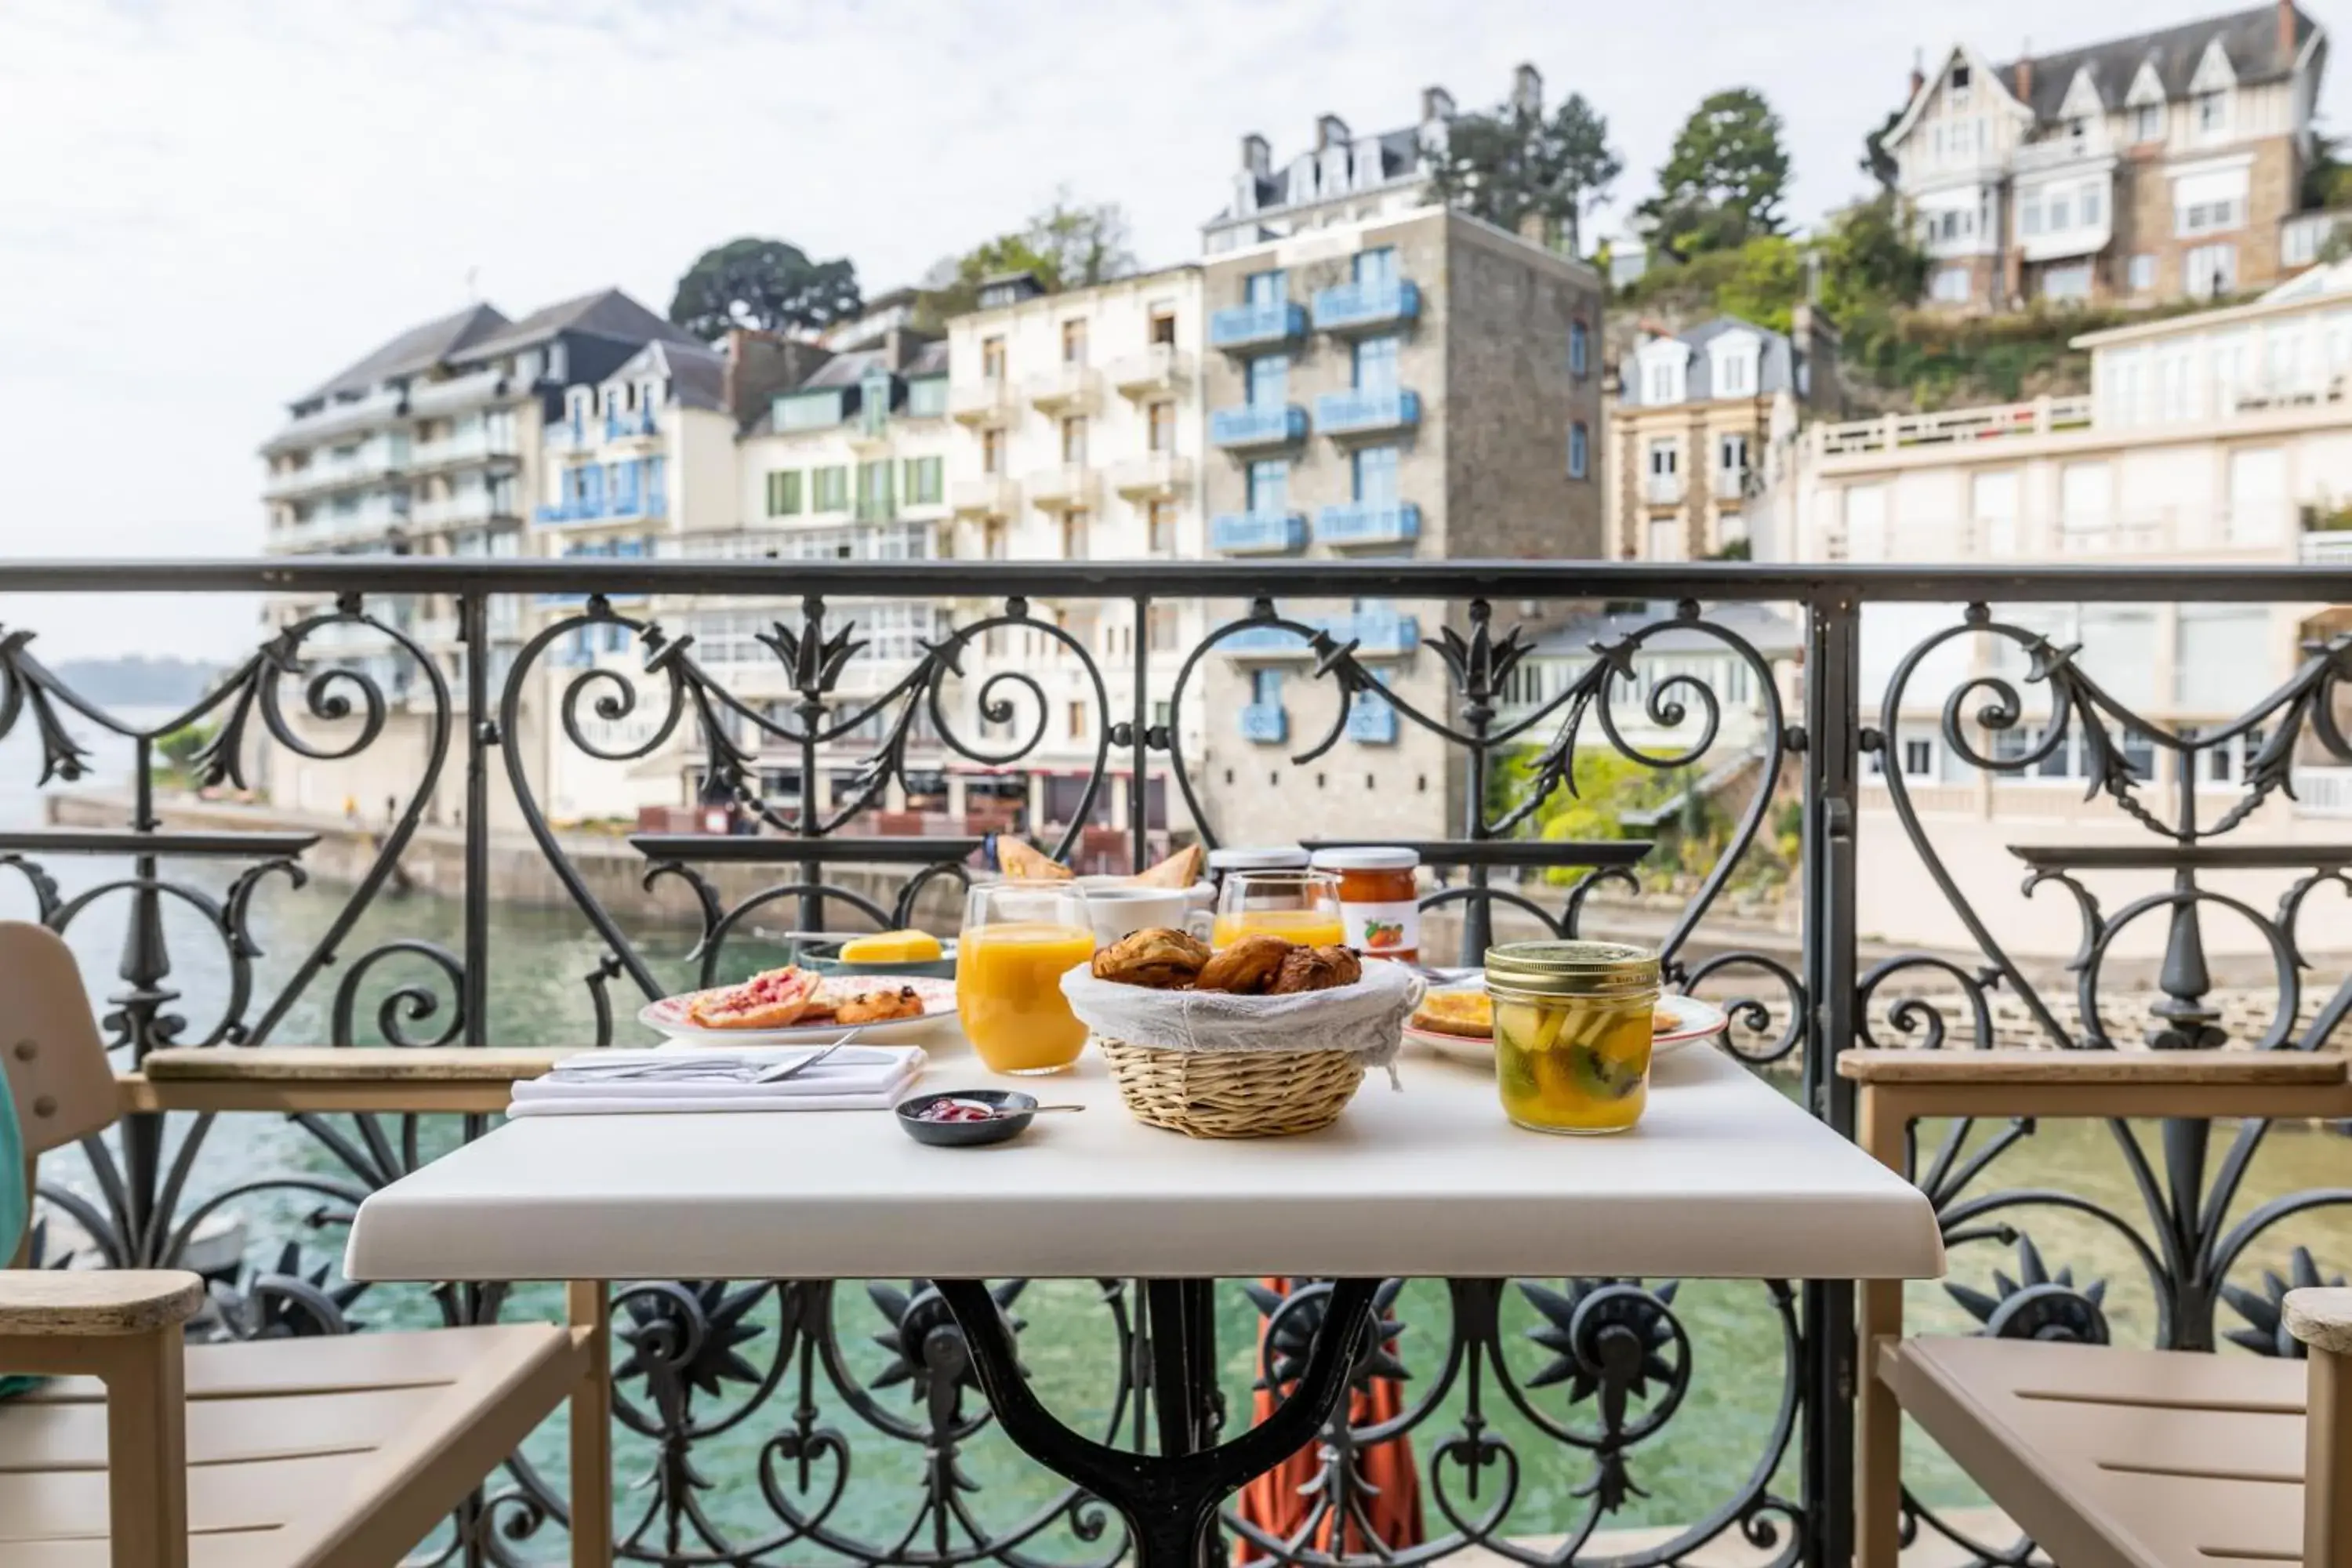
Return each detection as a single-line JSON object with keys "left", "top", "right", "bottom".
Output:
{"left": 1838, "top": 1048, "right": 2352, "bottom": 1120}
{"left": 0, "top": 1270, "right": 205, "bottom": 1337}
{"left": 124, "top": 1047, "right": 582, "bottom": 1115}
{"left": 2286, "top": 1288, "right": 2352, "bottom": 1356}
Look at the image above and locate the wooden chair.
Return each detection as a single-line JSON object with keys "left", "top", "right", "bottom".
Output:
{"left": 1844, "top": 1047, "right": 2352, "bottom": 1568}
{"left": 0, "top": 921, "right": 613, "bottom": 1568}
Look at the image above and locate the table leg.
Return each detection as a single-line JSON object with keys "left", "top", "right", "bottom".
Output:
{"left": 936, "top": 1277, "right": 1376, "bottom": 1568}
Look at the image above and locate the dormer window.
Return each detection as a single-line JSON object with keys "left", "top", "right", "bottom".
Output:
{"left": 1949, "top": 62, "right": 1971, "bottom": 105}
{"left": 1708, "top": 332, "right": 1760, "bottom": 399}
{"left": 2132, "top": 103, "right": 2165, "bottom": 143}
{"left": 2195, "top": 90, "right": 2227, "bottom": 135}
{"left": 1643, "top": 359, "right": 1681, "bottom": 405}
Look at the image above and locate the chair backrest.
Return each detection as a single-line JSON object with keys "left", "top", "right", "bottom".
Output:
{"left": 0, "top": 922, "right": 120, "bottom": 1160}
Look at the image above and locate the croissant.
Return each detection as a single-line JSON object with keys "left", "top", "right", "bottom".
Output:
{"left": 1195, "top": 934, "right": 1294, "bottom": 995}
{"left": 1092, "top": 927, "right": 1210, "bottom": 989}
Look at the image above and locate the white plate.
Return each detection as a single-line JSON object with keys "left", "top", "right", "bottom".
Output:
{"left": 1406, "top": 991, "right": 1731, "bottom": 1067}
{"left": 641, "top": 975, "right": 960, "bottom": 1046}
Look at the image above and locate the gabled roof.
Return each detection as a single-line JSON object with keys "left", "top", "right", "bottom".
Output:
{"left": 459, "top": 288, "right": 699, "bottom": 363}
{"left": 1625, "top": 315, "right": 1796, "bottom": 406}
{"left": 298, "top": 303, "right": 510, "bottom": 405}
{"left": 1888, "top": 6, "right": 2319, "bottom": 139}
{"left": 2005, "top": 4, "right": 2316, "bottom": 122}
{"left": 789, "top": 349, "right": 886, "bottom": 391}
{"left": 608, "top": 339, "right": 728, "bottom": 412}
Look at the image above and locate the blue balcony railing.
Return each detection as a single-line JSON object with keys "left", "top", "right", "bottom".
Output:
{"left": 1209, "top": 404, "right": 1308, "bottom": 450}
{"left": 1210, "top": 510, "right": 1308, "bottom": 554}
{"left": 1222, "top": 605, "right": 1421, "bottom": 657}
{"left": 604, "top": 408, "right": 658, "bottom": 441}
{"left": 1207, "top": 299, "right": 1308, "bottom": 351}
{"left": 1239, "top": 702, "right": 1289, "bottom": 743}
{"left": 1311, "top": 278, "right": 1421, "bottom": 333}
{"left": 1316, "top": 501, "right": 1421, "bottom": 547}
{"left": 1314, "top": 387, "right": 1421, "bottom": 438}
{"left": 534, "top": 492, "right": 670, "bottom": 525}
{"left": 1345, "top": 695, "right": 1399, "bottom": 744}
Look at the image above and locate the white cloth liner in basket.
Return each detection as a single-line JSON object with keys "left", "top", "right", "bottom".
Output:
{"left": 1060, "top": 959, "right": 1422, "bottom": 1083}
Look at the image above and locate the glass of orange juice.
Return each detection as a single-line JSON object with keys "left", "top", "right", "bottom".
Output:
{"left": 956, "top": 880, "right": 1096, "bottom": 1074}
{"left": 1209, "top": 870, "right": 1345, "bottom": 947}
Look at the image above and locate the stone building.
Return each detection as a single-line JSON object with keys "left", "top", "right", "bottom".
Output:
{"left": 1192, "top": 204, "right": 1606, "bottom": 845}
{"left": 1886, "top": 1, "right": 2329, "bottom": 310}
{"left": 1610, "top": 310, "right": 1838, "bottom": 562}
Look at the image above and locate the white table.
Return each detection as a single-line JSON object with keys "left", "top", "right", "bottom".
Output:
{"left": 346, "top": 1044, "right": 1942, "bottom": 1566}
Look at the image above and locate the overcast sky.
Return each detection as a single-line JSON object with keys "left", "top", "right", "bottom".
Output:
{"left": 2, "top": 0, "right": 2343, "bottom": 662}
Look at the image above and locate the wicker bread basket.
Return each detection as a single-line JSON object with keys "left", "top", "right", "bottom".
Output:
{"left": 1062, "top": 962, "right": 1418, "bottom": 1139}
{"left": 1095, "top": 1038, "right": 1365, "bottom": 1138}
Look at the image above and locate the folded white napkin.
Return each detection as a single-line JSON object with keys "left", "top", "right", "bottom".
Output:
{"left": 508, "top": 1047, "right": 926, "bottom": 1116}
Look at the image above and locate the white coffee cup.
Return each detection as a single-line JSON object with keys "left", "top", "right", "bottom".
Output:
{"left": 1082, "top": 885, "right": 1199, "bottom": 944}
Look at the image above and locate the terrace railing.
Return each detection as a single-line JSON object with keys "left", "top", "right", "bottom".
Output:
{"left": 0, "top": 556, "right": 2347, "bottom": 1568}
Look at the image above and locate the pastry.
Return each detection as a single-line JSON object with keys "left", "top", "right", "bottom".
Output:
{"left": 996, "top": 838, "right": 1071, "bottom": 880}
{"left": 1412, "top": 987, "right": 1494, "bottom": 1038}
{"left": 684, "top": 966, "right": 823, "bottom": 1029}
{"left": 1092, "top": 927, "right": 1210, "bottom": 989}
{"left": 1269, "top": 945, "right": 1363, "bottom": 994}
{"left": 1133, "top": 844, "right": 1204, "bottom": 889}
{"left": 1196, "top": 934, "right": 1294, "bottom": 995}
{"left": 832, "top": 985, "right": 926, "bottom": 1024}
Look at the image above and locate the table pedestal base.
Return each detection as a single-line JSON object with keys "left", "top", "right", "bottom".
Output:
{"left": 936, "top": 1277, "right": 1377, "bottom": 1568}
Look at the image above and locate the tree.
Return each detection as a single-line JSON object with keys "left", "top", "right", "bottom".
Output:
{"left": 1423, "top": 89, "right": 1624, "bottom": 251}
{"left": 1860, "top": 107, "right": 1904, "bottom": 191}
{"left": 1816, "top": 194, "right": 1929, "bottom": 318}
{"left": 1637, "top": 88, "right": 1792, "bottom": 259}
{"left": 668, "top": 238, "right": 861, "bottom": 341}
{"left": 913, "top": 191, "right": 1138, "bottom": 326}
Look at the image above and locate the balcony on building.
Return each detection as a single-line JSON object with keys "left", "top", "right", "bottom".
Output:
{"left": 949, "top": 379, "right": 1018, "bottom": 426}
{"left": 1024, "top": 466, "right": 1099, "bottom": 512}
{"left": 412, "top": 492, "right": 515, "bottom": 530}
{"left": 544, "top": 419, "right": 594, "bottom": 456}
{"left": 604, "top": 408, "right": 659, "bottom": 445}
{"left": 535, "top": 490, "right": 669, "bottom": 526}
{"left": 949, "top": 475, "right": 1020, "bottom": 520}
{"left": 1345, "top": 694, "right": 1399, "bottom": 744}
{"left": 1311, "top": 278, "right": 1421, "bottom": 336}
{"left": 1315, "top": 501, "right": 1420, "bottom": 548}
{"left": 1238, "top": 702, "right": 1289, "bottom": 744}
{"left": 1209, "top": 403, "right": 1308, "bottom": 452}
{"left": 415, "top": 427, "right": 521, "bottom": 471}
{"left": 1313, "top": 388, "right": 1420, "bottom": 441}
{"left": 1210, "top": 510, "right": 1307, "bottom": 555}
{"left": 1222, "top": 604, "right": 1421, "bottom": 658}
{"left": 1646, "top": 473, "right": 1686, "bottom": 505}
{"left": 1109, "top": 346, "right": 1192, "bottom": 398}
{"left": 1713, "top": 468, "right": 1749, "bottom": 501}
{"left": 1110, "top": 454, "right": 1193, "bottom": 499}
{"left": 1027, "top": 364, "right": 1102, "bottom": 415}
{"left": 1207, "top": 299, "right": 1307, "bottom": 354}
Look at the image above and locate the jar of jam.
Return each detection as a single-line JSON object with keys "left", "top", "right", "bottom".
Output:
{"left": 1308, "top": 847, "right": 1421, "bottom": 963}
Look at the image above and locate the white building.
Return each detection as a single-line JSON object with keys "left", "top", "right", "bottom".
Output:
{"left": 257, "top": 289, "right": 704, "bottom": 829}
{"left": 943, "top": 266, "right": 1210, "bottom": 844}
{"left": 1775, "top": 259, "right": 2352, "bottom": 828}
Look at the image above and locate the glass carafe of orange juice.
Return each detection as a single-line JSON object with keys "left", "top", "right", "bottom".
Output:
{"left": 1208, "top": 869, "right": 1345, "bottom": 947}
{"left": 957, "top": 882, "right": 1096, "bottom": 1074}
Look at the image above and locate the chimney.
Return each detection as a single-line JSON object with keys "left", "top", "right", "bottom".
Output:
{"left": 1421, "top": 85, "right": 1454, "bottom": 124}
{"left": 2280, "top": 0, "right": 2297, "bottom": 61}
{"left": 1909, "top": 48, "right": 1925, "bottom": 99}
{"left": 1240, "top": 133, "right": 1269, "bottom": 176}
{"left": 882, "top": 327, "right": 908, "bottom": 372}
{"left": 1316, "top": 114, "right": 1350, "bottom": 151}
{"left": 1512, "top": 63, "right": 1543, "bottom": 116}
{"left": 2015, "top": 44, "right": 2032, "bottom": 103}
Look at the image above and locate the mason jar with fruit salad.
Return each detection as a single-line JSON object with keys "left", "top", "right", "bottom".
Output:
{"left": 1485, "top": 941, "right": 1661, "bottom": 1134}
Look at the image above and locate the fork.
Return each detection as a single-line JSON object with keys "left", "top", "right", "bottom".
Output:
{"left": 555, "top": 1031, "right": 868, "bottom": 1084}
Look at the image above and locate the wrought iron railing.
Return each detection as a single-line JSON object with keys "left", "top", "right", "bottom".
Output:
{"left": 1, "top": 556, "right": 2348, "bottom": 1568}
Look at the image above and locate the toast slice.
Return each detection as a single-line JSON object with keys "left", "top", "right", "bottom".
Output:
{"left": 996, "top": 837, "right": 1071, "bottom": 880}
